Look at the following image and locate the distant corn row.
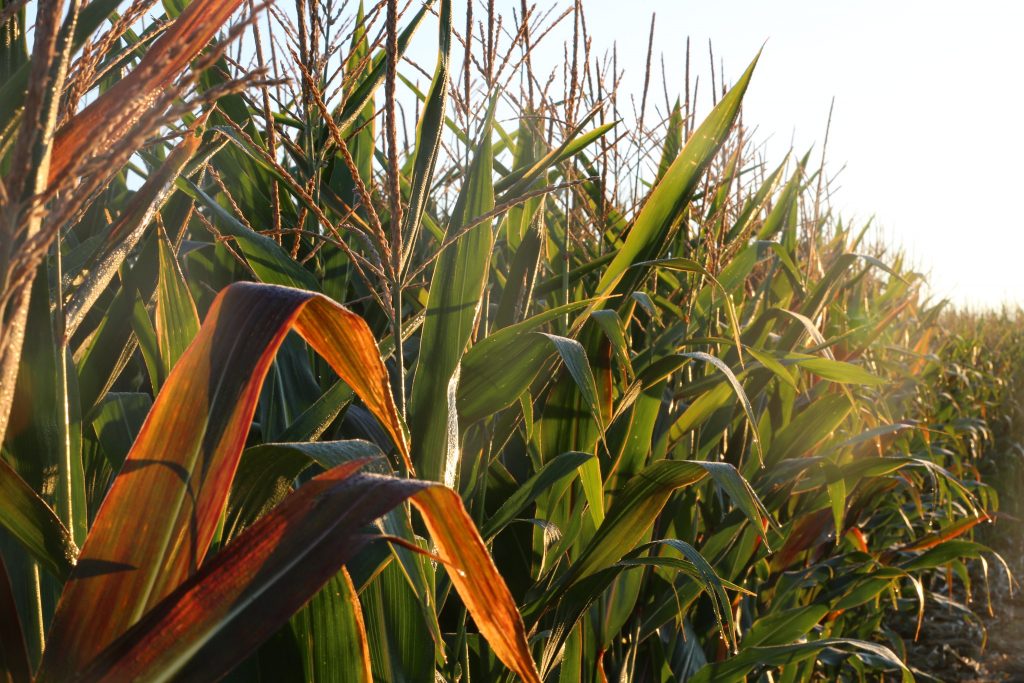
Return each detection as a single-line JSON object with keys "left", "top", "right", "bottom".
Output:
{"left": 935, "top": 310, "right": 1024, "bottom": 523}
{"left": 0, "top": 1, "right": 1010, "bottom": 681}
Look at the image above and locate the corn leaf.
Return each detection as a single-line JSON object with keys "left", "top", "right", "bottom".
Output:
{"left": 155, "top": 231, "right": 200, "bottom": 376}
{"left": 594, "top": 53, "right": 759, "bottom": 300}
{"left": 482, "top": 451, "right": 594, "bottom": 539}
{"left": 408, "top": 105, "right": 495, "bottom": 484}
{"left": 457, "top": 300, "right": 593, "bottom": 425}
{"left": 39, "top": 282, "right": 408, "bottom": 679}
{"left": 401, "top": 0, "right": 451, "bottom": 269}
{"left": 690, "top": 638, "right": 911, "bottom": 683}
{"left": 0, "top": 459, "right": 77, "bottom": 582}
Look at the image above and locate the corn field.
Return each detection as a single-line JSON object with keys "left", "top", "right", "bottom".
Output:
{"left": 0, "top": 0, "right": 1018, "bottom": 681}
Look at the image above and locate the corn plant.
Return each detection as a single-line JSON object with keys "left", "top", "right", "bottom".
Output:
{"left": 0, "top": 0, "right": 1008, "bottom": 681}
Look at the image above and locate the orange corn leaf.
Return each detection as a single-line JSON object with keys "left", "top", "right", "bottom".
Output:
{"left": 898, "top": 514, "right": 991, "bottom": 553}
{"left": 38, "top": 283, "right": 408, "bottom": 680}
{"left": 412, "top": 486, "right": 542, "bottom": 683}
{"left": 771, "top": 508, "right": 833, "bottom": 572}
{"left": 61, "top": 469, "right": 539, "bottom": 682}
{"left": 68, "top": 462, "right": 398, "bottom": 682}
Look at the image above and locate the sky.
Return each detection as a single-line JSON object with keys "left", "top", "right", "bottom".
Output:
{"left": 425, "top": 1, "right": 1024, "bottom": 308}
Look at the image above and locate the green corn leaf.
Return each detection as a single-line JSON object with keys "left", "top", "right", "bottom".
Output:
{"left": 558, "top": 460, "right": 707, "bottom": 590}
{"left": 155, "top": 232, "right": 200, "bottom": 376}
{"left": 745, "top": 347, "right": 797, "bottom": 389}
{"left": 494, "top": 192, "right": 546, "bottom": 327}
{"left": 130, "top": 293, "right": 162, "bottom": 392}
{"left": 764, "top": 394, "right": 852, "bottom": 465}
{"left": 900, "top": 540, "right": 991, "bottom": 572}
{"left": 0, "top": 459, "right": 77, "bottom": 581}
{"left": 634, "top": 539, "right": 739, "bottom": 648}
{"left": 408, "top": 104, "right": 496, "bottom": 484}
{"left": 590, "top": 310, "right": 633, "bottom": 380}
{"left": 483, "top": 451, "right": 594, "bottom": 542}
{"left": 278, "top": 380, "right": 354, "bottom": 443}
{"left": 497, "top": 118, "right": 616, "bottom": 198}
{"left": 682, "top": 352, "right": 763, "bottom": 465}
{"left": 400, "top": 0, "right": 451, "bottom": 269}
{"left": 791, "top": 354, "right": 885, "bottom": 386}
{"left": 181, "top": 180, "right": 321, "bottom": 291}
{"left": 594, "top": 52, "right": 759, "bottom": 301}
{"left": 830, "top": 571, "right": 904, "bottom": 611}
{"left": 655, "top": 99, "right": 683, "bottom": 183}
{"left": 756, "top": 157, "right": 806, "bottom": 240}
{"left": 290, "top": 568, "right": 372, "bottom": 683}
{"left": 332, "top": 1, "right": 431, "bottom": 136}
{"left": 742, "top": 605, "right": 828, "bottom": 648}
{"left": 90, "top": 393, "right": 152, "bottom": 471}
{"left": 655, "top": 381, "right": 734, "bottom": 456}
{"left": 699, "top": 461, "right": 777, "bottom": 545}
{"left": 689, "top": 639, "right": 911, "bottom": 683}
{"left": 457, "top": 300, "right": 594, "bottom": 425}
{"left": 543, "top": 334, "right": 606, "bottom": 437}
{"left": 6, "top": 267, "right": 88, "bottom": 550}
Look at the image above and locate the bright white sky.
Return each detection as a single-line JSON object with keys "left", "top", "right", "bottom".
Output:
{"left": 426, "top": 1, "right": 1024, "bottom": 309}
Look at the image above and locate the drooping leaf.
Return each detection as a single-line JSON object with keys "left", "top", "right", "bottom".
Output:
{"left": 682, "top": 352, "right": 763, "bottom": 465}
{"left": 741, "top": 605, "right": 828, "bottom": 648}
{"left": 689, "top": 638, "right": 911, "bottom": 683}
{"left": 39, "top": 283, "right": 408, "bottom": 679}
{"left": 482, "top": 451, "right": 594, "bottom": 539}
{"left": 557, "top": 460, "right": 707, "bottom": 590}
{"left": 0, "top": 459, "right": 77, "bottom": 582}
{"left": 457, "top": 300, "right": 594, "bottom": 425}
{"left": 543, "top": 334, "right": 606, "bottom": 436}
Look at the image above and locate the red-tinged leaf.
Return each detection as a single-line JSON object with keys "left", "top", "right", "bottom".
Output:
{"left": 896, "top": 513, "right": 991, "bottom": 553}
{"left": 68, "top": 462, "right": 396, "bottom": 683}
{"left": 38, "top": 282, "right": 409, "bottom": 680}
{"left": 48, "top": 0, "right": 248, "bottom": 183}
{"left": 847, "top": 526, "right": 869, "bottom": 553}
{"left": 0, "top": 555, "right": 31, "bottom": 683}
{"left": 65, "top": 466, "right": 538, "bottom": 683}
{"left": 771, "top": 508, "right": 834, "bottom": 571}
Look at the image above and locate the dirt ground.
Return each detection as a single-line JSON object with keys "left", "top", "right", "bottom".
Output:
{"left": 898, "top": 518, "right": 1024, "bottom": 682}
